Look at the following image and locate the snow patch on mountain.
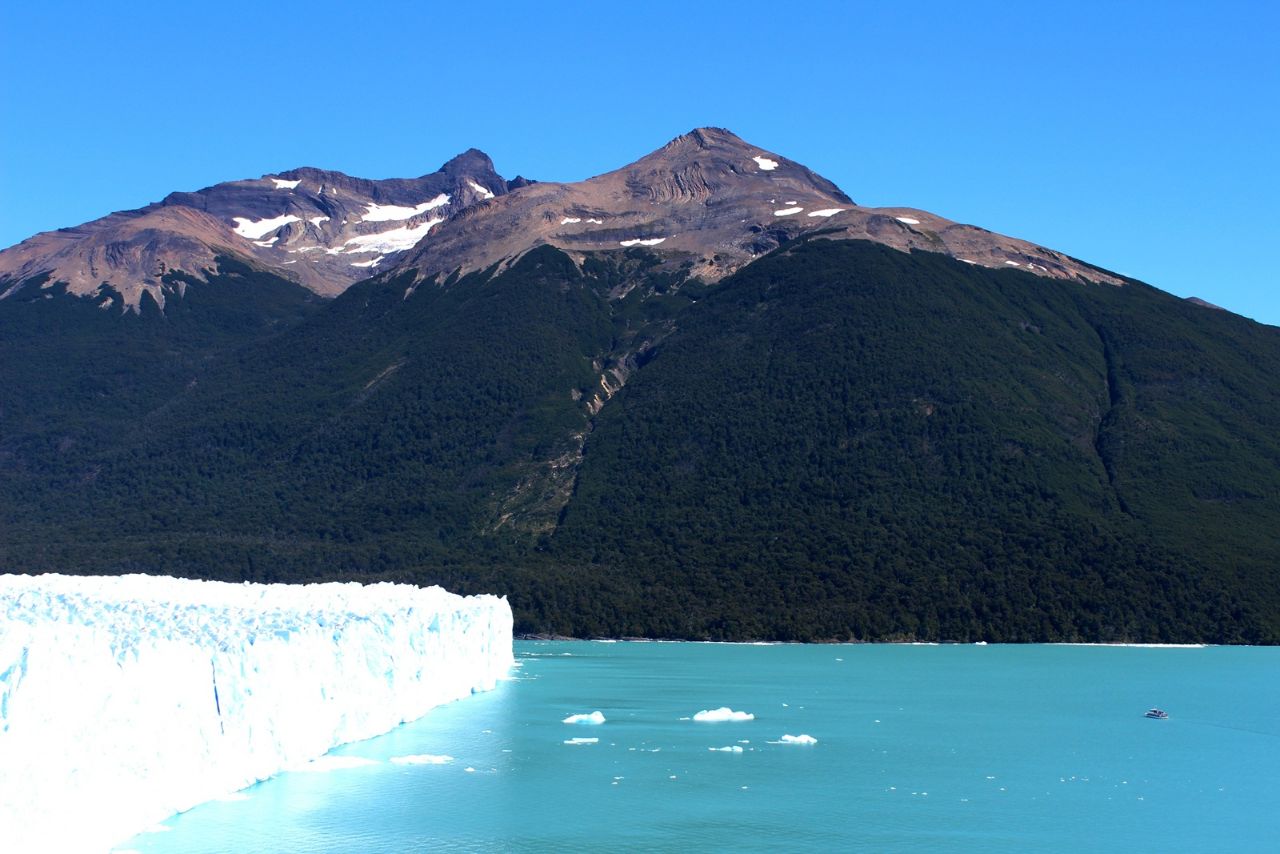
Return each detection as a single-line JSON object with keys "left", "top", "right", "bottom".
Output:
{"left": 232, "top": 214, "right": 301, "bottom": 239}
{"left": 753, "top": 155, "right": 779, "bottom": 171}
{"left": 270, "top": 178, "right": 301, "bottom": 190}
{"left": 619, "top": 237, "right": 666, "bottom": 247}
{"left": 345, "top": 218, "right": 444, "bottom": 254}
{"left": 361, "top": 195, "right": 450, "bottom": 222}
{"left": 0, "top": 573, "right": 513, "bottom": 853}
{"left": 468, "top": 180, "right": 495, "bottom": 199}
{"left": 773, "top": 207, "right": 803, "bottom": 216}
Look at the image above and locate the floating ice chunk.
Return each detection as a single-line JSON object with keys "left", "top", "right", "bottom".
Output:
{"left": 360, "top": 195, "right": 450, "bottom": 222}
{"left": 564, "top": 737, "right": 599, "bottom": 745}
{"left": 390, "top": 754, "right": 454, "bottom": 765}
{"left": 773, "top": 208, "right": 803, "bottom": 217}
{"left": 709, "top": 745, "right": 745, "bottom": 753}
{"left": 291, "top": 755, "right": 380, "bottom": 773}
{"left": 777, "top": 734, "right": 817, "bottom": 745}
{"left": 808, "top": 208, "right": 846, "bottom": 218}
{"left": 561, "top": 217, "right": 582, "bottom": 224}
{"left": 563, "top": 711, "right": 606, "bottom": 725}
{"left": 271, "top": 178, "right": 301, "bottom": 190}
{"left": 465, "top": 767, "right": 477, "bottom": 773}
{"left": 350, "top": 256, "right": 384, "bottom": 268}
{"left": 468, "top": 180, "right": 495, "bottom": 199}
{"left": 619, "top": 238, "right": 666, "bottom": 247}
{"left": 345, "top": 218, "right": 443, "bottom": 254}
{"left": 232, "top": 214, "right": 301, "bottom": 239}
{"left": 753, "top": 155, "right": 779, "bottom": 171}
{"left": 895, "top": 217, "right": 921, "bottom": 225}
{"left": 309, "top": 216, "right": 330, "bottom": 227}
{"left": 693, "top": 707, "right": 754, "bottom": 722}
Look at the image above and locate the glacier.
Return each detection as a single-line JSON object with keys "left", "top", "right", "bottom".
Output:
{"left": 0, "top": 573, "right": 513, "bottom": 853}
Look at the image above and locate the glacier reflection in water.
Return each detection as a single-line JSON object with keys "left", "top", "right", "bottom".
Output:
{"left": 124, "top": 641, "right": 1280, "bottom": 852}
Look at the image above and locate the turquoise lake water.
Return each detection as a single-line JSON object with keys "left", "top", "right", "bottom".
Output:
{"left": 123, "top": 642, "right": 1280, "bottom": 852}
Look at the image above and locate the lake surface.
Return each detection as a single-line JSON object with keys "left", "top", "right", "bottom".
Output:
{"left": 122, "top": 642, "right": 1280, "bottom": 852}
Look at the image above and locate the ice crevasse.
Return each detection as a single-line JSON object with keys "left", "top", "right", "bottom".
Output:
{"left": 0, "top": 573, "right": 514, "bottom": 852}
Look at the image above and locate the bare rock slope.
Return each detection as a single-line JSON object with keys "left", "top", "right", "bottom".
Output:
{"left": 394, "top": 128, "right": 1120, "bottom": 287}
{"left": 0, "top": 151, "right": 512, "bottom": 311}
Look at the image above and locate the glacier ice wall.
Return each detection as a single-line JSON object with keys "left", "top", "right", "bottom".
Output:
{"left": 0, "top": 573, "right": 513, "bottom": 852}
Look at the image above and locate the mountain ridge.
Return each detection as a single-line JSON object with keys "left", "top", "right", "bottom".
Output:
{"left": 2, "top": 128, "right": 1125, "bottom": 320}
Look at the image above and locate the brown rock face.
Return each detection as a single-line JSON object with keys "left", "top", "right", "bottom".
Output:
{"left": 0, "top": 151, "right": 512, "bottom": 311}
{"left": 0, "top": 127, "right": 1122, "bottom": 315}
{"left": 392, "top": 127, "right": 1121, "bottom": 288}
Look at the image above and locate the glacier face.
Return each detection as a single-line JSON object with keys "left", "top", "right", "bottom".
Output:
{"left": 0, "top": 574, "right": 513, "bottom": 852}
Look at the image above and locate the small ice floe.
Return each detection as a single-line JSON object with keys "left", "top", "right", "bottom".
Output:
{"left": 753, "top": 155, "right": 779, "bottom": 171}
{"left": 693, "top": 707, "right": 754, "bottom": 722}
{"left": 390, "top": 754, "right": 453, "bottom": 765}
{"left": 561, "top": 217, "right": 582, "bottom": 225}
{"left": 895, "top": 216, "right": 921, "bottom": 225}
{"left": 291, "top": 755, "right": 379, "bottom": 773}
{"left": 775, "top": 734, "right": 817, "bottom": 745}
{"left": 709, "top": 745, "right": 745, "bottom": 753}
{"left": 808, "top": 208, "right": 845, "bottom": 218}
{"left": 563, "top": 711, "right": 606, "bottom": 725}
{"left": 468, "top": 180, "right": 495, "bottom": 199}
{"left": 564, "top": 737, "right": 599, "bottom": 745}
{"left": 271, "top": 178, "right": 300, "bottom": 190}
{"left": 465, "top": 767, "right": 477, "bottom": 773}
{"left": 773, "top": 207, "right": 803, "bottom": 216}
{"left": 619, "top": 237, "right": 666, "bottom": 247}
{"left": 233, "top": 214, "right": 301, "bottom": 239}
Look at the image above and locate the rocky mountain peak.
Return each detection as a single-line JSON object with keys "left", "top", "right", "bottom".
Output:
{"left": 0, "top": 153, "right": 514, "bottom": 311}
{"left": 389, "top": 129, "right": 1111, "bottom": 288}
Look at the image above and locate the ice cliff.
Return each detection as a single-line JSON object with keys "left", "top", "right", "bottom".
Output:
{"left": 0, "top": 573, "right": 513, "bottom": 852}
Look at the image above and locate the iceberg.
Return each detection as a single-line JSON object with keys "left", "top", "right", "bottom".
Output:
{"left": 0, "top": 573, "right": 513, "bottom": 853}
{"left": 562, "top": 710, "right": 606, "bottom": 724}
{"left": 692, "top": 706, "right": 754, "bottom": 722}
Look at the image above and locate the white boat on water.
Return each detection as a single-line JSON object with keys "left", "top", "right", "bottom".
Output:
{"left": 1144, "top": 708, "right": 1169, "bottom": 719}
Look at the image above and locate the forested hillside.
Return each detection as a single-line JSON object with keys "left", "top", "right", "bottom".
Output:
{"left": 2, "top": 240, "right": 1277, "bottom": 642}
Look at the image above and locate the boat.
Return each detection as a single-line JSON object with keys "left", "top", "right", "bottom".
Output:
{"left": 1144, "top": 708, "right": 1169, "bottom": 719}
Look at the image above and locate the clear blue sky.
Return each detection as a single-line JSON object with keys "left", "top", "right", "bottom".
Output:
{"left": 2, "top": 1, "right": 1276, "bottom": 324}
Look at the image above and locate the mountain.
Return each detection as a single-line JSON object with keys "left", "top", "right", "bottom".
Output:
{"left": 0, "top": 150, "right": 512, "bottom": 311}
{"left": 392, "top": 127, "right": 1118, "bottom": 288}
{"left": 2, "top": 129, "right": 1278, "bottom": 644}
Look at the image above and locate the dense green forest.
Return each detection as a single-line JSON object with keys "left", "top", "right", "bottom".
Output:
{"left": 2, "top": 240, "right": 1278, "bottom": 642}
